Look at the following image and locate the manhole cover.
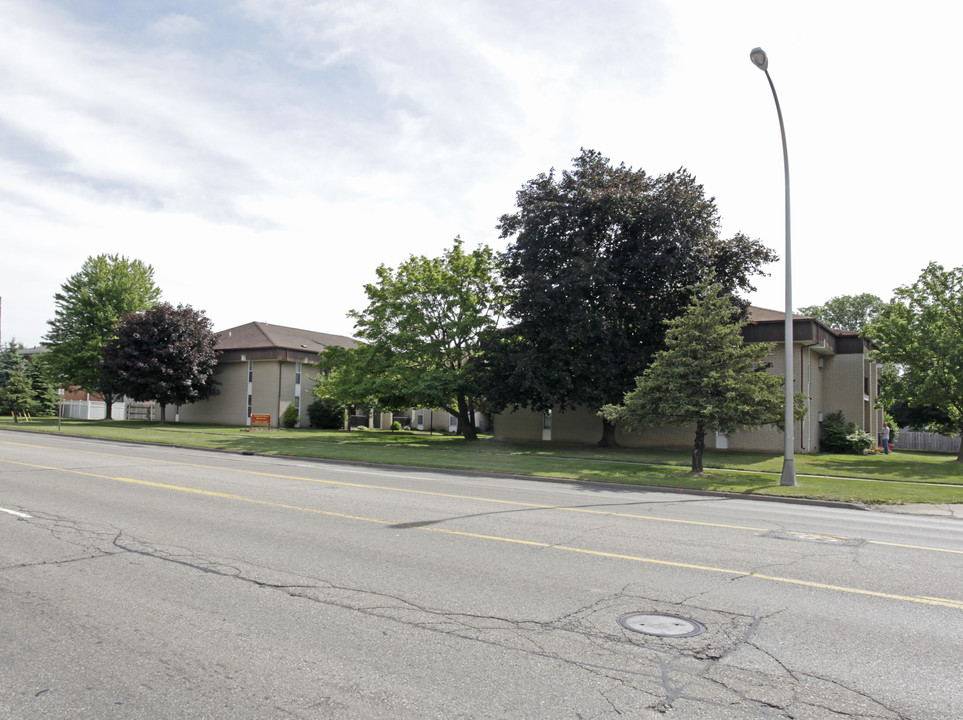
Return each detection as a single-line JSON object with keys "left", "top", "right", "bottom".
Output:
{"left": 618, "top": 613, "right": 705, "bottom": 638}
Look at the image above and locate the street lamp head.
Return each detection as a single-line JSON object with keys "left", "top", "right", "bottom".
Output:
{"left": 750, "top": 47, "right": 768, "bottom": 71}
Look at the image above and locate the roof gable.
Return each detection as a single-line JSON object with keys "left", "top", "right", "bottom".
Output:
{"left": 747, "top": 305, "right": 809, "bottom": 323}
{"left": 215, "top": 322, "right": 356, "bottom": 353}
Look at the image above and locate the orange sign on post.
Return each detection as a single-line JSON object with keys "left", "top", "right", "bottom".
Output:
{"left": 251, "top": 414, "right": 271, "bottom": 427}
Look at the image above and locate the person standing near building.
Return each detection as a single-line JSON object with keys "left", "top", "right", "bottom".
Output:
{"left": 880, "top": 422, "right": 891, "bottom": 454}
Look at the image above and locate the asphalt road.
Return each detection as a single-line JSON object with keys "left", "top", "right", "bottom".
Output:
{"left": 2, "top": 430, "right": 962, "bottom": 719}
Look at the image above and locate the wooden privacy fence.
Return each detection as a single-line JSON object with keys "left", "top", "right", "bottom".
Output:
{"left": 126, "top": 403, "right": 158, "bottom": 421}
{"left": 894, "top": 430, "right": 961, "bottom": 453}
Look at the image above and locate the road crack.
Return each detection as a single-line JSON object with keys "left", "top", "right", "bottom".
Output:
{"left": 650, "top": 607, "right": 762, "bottom": 713}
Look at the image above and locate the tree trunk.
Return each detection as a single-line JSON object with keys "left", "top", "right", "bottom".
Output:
{"left": 691, "top": 421, "right": 706, "bottom": 473}
{"left": 160, "top": 403, "right": 168, "bottom": 423}
{"left": 103, "top": 391, "right": 114, "bottom": 420}
{"left": 456, "top": 394, "right": 478, "bottom": 441}
{"left": 597, "top": 417, "right": 618, "bottom": 447}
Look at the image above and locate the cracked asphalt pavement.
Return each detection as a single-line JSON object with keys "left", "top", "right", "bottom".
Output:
{"left": 2, "top": 431, "right": 962, "bottom": 719}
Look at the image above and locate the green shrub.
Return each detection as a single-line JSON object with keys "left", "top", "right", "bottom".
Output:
{"left": 282, "top": 403, "right": 300, "bottom": 428}
{"left": 821, "top": 411, "right": 851, "bottom": 453}
{"left": 845, "top": 428, "right": 875, "bottom": 454}
{"left": 308, "top": 397, "right": 347, "bottom": 429}
{"left": 822, "top": 410, "right": 878, "bottom": 454}
{"left": 390, "top": 421, "right": 402, "bottom": 432}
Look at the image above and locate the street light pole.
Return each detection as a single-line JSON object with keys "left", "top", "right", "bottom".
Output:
{"left": 750, "top": 47, "right": 796, "bottom": 486}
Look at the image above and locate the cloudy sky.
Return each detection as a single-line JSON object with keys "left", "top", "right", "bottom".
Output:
{"left": 2, "top": 0, "right": 961, "bottom": 347}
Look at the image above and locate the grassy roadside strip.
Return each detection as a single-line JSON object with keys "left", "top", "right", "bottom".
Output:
{"left": 2, "top": 419, "right": 962, "bottom": 505}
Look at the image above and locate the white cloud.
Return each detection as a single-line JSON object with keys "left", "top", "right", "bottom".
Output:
{"left": 149, "top": 13, "right": 205, "bottom": 39}
{"left": 1, "top": 0, "right": 961, "bottom": 349}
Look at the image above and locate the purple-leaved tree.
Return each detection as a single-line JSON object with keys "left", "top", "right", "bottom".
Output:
{"left": 102, "top": 303, "right": 220, "bottom": 423}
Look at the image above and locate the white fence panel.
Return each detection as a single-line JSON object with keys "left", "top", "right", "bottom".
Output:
{"left": 60, "top": 400, "right": 126, "bottom": 420}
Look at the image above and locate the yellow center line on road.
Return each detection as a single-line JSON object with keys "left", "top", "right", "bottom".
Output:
{"left": 1, "top": 458, "right": 397, "bottom": 525}
{"left": 3, "top": 439, "right": 963, "bottom": 557}
{"left": 3, "top": 455, "right": 963, "bottom": 612}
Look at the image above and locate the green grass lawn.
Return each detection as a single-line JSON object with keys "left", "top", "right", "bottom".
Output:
{"left": 3, "top": 417, "right": 962, "bottom": 505}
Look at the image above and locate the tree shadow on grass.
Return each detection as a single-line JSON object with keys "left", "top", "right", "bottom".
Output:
{"left": 801, "top": 453, "right": 963, "bottom": 484}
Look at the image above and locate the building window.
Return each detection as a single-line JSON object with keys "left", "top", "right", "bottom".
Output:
{"left": 247, "top": 360, "right": 254, "bottom": 424}
{"left": 295, "top": 362, "right": 302, "bottom": 386}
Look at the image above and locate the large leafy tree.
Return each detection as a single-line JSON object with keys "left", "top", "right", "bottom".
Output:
{"left": 44, "top": 254, "right": 162, "bottom": 419}
{"left": 317, "top": 237, "right": 505, "bottom": 440}
{"left": 601, "top": 279, "right": 803, "bottom": 472}
{"left": 102, "top": 303, "right": 220, "bottom": 423}
{"left": 863, "top": 263, "right": 963, "bottom": 462}
{"left": 798, "top": 293, "right": 885, "bottom": 332}
{"left": 316, "top": 344, "right": 410, "bottom": 419}
{"left": 887, "top": 398, "right": 951, "bottom": 432}
{"left": 484, "top": 149, "right": 777, "bottom": 445}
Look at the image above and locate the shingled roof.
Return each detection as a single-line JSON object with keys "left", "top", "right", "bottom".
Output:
{"left": 215, "top": 322, "right": 356, "bottom": 363}
{"left": 746, "top": 305, "right": 810, "bottom": 324}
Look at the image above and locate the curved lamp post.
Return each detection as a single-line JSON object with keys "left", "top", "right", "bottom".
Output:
{"left": 750, "top": 47, "right": 796, "bottom": 486}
